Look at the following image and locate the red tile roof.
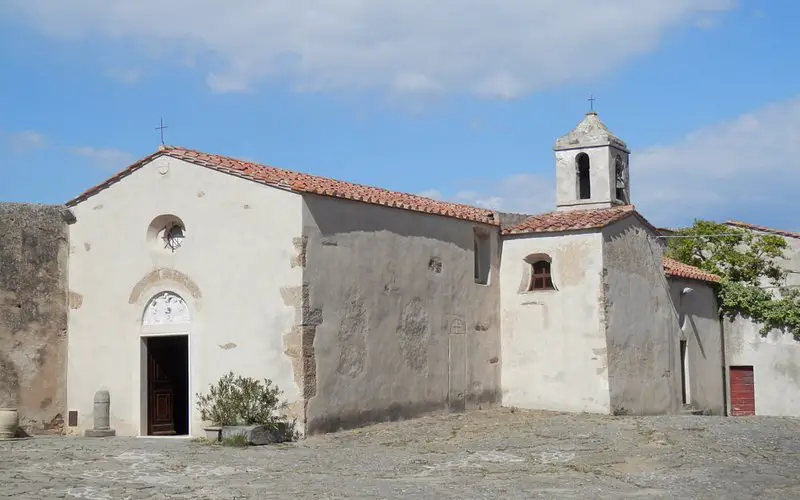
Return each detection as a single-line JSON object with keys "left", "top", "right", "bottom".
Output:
{"left": 501, "top": 206, "right": 719, "bottom": 283}
{"left": 502, "top": 205, "right": 637, "bottom": 235}
{"left": 663, "top": 257, "right": 721, "bottom": 284}
{"left": 725, "top": 221, "right": 800, "bottom": 240}
{"left": 66, "top": 147, "right": 498, "bottom": 225}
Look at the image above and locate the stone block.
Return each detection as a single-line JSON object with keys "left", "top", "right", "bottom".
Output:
{"left": 221, "top": 424, "right": 290, "bottom": 446}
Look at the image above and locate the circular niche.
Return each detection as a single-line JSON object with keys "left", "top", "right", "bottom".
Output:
{"left": 147, "top": 214, "right": 186, "bottom": 253}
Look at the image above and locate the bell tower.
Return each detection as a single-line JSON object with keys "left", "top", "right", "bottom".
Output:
{"left": 553, "top": 111, "right": 631, "bottom": 211}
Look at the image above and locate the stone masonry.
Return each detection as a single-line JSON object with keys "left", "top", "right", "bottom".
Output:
{"left": 0, "top": 202, "right": 73, "bottom": 434}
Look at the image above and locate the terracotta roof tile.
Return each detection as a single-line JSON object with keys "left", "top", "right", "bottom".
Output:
{"left": 725, "top": 221, "right": 800, "bottom": 240}
{"left": 663, "top": 257, "right": 721, "bottom": 284}
{"left": 67, "top": 147, "right": 498, "bottom": 225}
{"left": 501, "top": 207, "right": 719, "bottom": 283}
{"left": 502, "top": 205, "right": 636, "bottom": 235}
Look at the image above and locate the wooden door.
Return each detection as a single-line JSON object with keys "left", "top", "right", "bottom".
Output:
{"left": 147, "top": 339, "right": 177, "bottom": 435}
{"left": 730, "top": 366, "right": 755, "bottom": 416}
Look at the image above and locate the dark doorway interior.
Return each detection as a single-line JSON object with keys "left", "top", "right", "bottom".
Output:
{"left": 680, "top": 340, "right": 688, "bottom": 405}
{"left": 145, "top": 335, "right": 189, "bottom": 436}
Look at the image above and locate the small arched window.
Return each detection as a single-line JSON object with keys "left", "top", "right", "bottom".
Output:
{"left": 615, "top": 155, "right": 627, "bottom": 203}
{"left": 523, "top": 254, "right": 555, "bottom": 292}
{"left": 576, "top": 153, "right": 591, "bottom": 200}
{"left": 529, "top": 261, "right": 554, "bottom": 290}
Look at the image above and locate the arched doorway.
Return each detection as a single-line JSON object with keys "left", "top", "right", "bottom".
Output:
{"left": 140, "top": 291, "right": 191, "bottom": 436}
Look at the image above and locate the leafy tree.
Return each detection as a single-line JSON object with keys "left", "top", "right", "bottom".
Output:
{"left": 665, "top": 220, "right": 800, "bottom": 339}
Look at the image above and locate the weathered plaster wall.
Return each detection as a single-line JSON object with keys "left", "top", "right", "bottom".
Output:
{"left": 301, "top": 194, "right": 500, "bottom": 434}
{"left": 725, "top": 316, "right": 800, "bottom": 416}
{"left": 500, "top": 231, "right": 610, "bottom": 413}
{"left": 668, "top": 278, "right": 725, "bottom": 414}
{"left": 67, "top": 157, "right": 303, "bottom": 437}
{"left": 0, "top": 202, "right": 72, "bottom": 434}
{"left": 602, "top": 218, "right": 681, "bottom": 415}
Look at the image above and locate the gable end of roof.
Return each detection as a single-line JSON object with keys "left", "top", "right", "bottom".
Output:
{"left": 67, "top": 151, "right": 166, "bottom": 207}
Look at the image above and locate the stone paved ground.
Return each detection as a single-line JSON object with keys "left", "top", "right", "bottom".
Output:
{"left": 2, "top": 408, "right": 800, "bottom": 499}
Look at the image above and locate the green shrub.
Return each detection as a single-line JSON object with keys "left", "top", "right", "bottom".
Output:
{"left": 196, "top": 371, "right": 288, "bottom": 429}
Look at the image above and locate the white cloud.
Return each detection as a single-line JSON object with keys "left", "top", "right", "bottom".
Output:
{"left": 417, "top": 189, "right": 442, "bottom": 200}
{"left": 392, "top": 73, "right": 442, "bottom": 95}
{"left": 442, "top": 96, "right": 800, "bottom": 227}
{"left": 207, "top": 72, "right": 253, "bottom": 94}
{"left": 6, "top": 130, "right": 46, "bottom": 154}
{"left": 632, "top": 96, "right": 800, "bottom": 226}
{"left": 438, "top": 174, "right": 555, "bottom": 215}
{"left": 1, "top": 0, "right": 735, "bottom": 97}
{"left": 72, "top": 146, "right": 134, "bottom": 171}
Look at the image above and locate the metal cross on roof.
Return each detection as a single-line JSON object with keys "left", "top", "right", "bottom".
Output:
{"left": 587, "top": 95, "right": 597, "bottom": 112}
{"left": 155, "top": 118, "right": 168, "bottom": 145}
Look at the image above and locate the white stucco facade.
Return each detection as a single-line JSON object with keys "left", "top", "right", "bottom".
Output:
{"left": 66, "top": 156, "right": 303, "bottom": 437}
{"left": 500, "top": 231, "right": 610, "bottom": 413}
{"left": 725, "top": 317, "right": 800, "bottom": 416}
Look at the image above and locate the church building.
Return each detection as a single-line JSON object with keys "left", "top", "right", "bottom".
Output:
{"left": 4, "top": 111, "right": 727, "bottom": 437}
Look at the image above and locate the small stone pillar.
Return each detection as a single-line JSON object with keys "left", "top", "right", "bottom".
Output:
{"left": 84, "top": 390, "right": 116, "bottom": 437}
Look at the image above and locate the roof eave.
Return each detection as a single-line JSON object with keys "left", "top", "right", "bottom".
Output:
{"left": 65, "top": 150, "right": 167, "bottom": 207}
{"left": 665, "top": 272, "right": 721, "bottom": 284}
{"left": 64, "top": 148, "right": 500, "bottom": 226}
{"left": 724, "top": 220, "right": 800, "bottom": 240}
{"left": 553, "top": 138, "right": 630, "bottom": 153}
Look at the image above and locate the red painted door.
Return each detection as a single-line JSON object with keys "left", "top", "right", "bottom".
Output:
{"left": 730, "top": 366, "right": 755, "bottom": 416}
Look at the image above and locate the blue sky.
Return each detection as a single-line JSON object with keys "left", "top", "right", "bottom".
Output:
{"left": 0, "top": 0, "right": 797, "bottom": 229}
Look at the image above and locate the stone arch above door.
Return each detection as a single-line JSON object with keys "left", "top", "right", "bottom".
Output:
{"left": 128, "top": 268, "right": 202, "bottom": 305}
{"left": 142, "top": 291, "right": 191, "bottom": 326}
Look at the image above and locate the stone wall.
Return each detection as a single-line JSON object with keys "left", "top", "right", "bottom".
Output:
{"left": 0, "top": 202, "right": 73, "bottom": 434}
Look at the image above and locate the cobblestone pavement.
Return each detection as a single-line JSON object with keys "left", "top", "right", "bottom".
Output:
{"left": 2, "top": 408, "right": 800, "bottom": 499}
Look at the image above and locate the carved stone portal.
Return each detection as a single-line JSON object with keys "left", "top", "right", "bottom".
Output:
{"left": 142, "top": 292, "right": 190, "bottom": 326}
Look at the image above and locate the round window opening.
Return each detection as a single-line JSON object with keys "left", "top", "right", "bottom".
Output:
{"left": 162, "top": 223, "right": 185, "bottom": 251}
{"left": 146, "top": 215, "right": 186, "bottom": 254}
